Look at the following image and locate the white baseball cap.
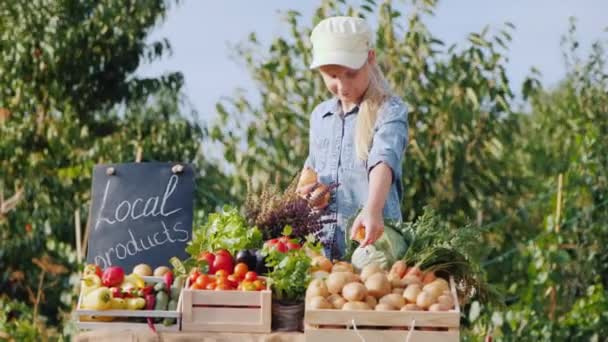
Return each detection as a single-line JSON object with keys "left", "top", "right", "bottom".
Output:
{"left": 309, "top": 16, "right": 373, "bottom": 70}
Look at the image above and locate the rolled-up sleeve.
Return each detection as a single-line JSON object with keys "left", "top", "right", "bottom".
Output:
{"left": 367, "top": 104, "right": 409, "bottom": 183}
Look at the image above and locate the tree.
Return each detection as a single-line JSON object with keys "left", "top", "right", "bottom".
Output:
{"left": 0, "top": 1, "right": 232, "bottom": 338}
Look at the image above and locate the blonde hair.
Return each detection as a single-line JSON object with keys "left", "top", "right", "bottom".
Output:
{"left": 355, "top": 63, "right": 392, "bottom": 160}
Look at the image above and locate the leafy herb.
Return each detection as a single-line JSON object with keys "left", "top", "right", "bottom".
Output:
{"left": 186, "top": 205, "right": 263, "bottom": 257}
{"left": 264, "top": 236, "right": 318, "bottom": 304}
{"left": 244, "top": 176, "right": 336, "bottom": 241}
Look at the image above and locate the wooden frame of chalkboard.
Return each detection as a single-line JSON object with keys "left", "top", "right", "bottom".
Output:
{"left": 85, "top": 162, "right": 194, "bottom": 272}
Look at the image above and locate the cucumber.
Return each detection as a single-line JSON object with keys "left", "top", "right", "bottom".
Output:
{"left": 154, "top": 291, "right": 169, "bottom": 311}
{"left": 162, "top": 299, "right": 178, "bottom": 326}
{"left": 154, "top": 282, "right": 167, "bottom": 293}
{"left": 170, "top": 275, "right": 186, "bottom": 300}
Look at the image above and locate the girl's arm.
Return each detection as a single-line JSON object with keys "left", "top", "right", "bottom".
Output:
{"left": 350, "top": 162, "right": 392, "bottom": 246}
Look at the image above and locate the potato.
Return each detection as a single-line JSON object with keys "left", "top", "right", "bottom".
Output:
{"left": 365, "top": 295, "right": 377, "bottom": 308}
{"left": 331, "top": 261, "right": 354, "bottom": 273}
{"left": 133, "top": 264, "right": 152, "bottom": 277}
{"left": 360, "top": 263, "right": 383, "bottom": 282}
{"left": 401, "top": 303, "right": 423, "bottom": 311}
{"left": 375, "top": 303, "right": 397, "bottom": 311}
{"left": 423, "top": 279, "right": 449, "bottom": 299}
{"left": 390, "top": 260, "right": 408, "bottom": 278}
{"left": 342, "top": 301, "right": 371, "bottom": 311}
{"left": 326, "top": 272, "right": 349, "bottom": 294}
{"left": 297, "top": 167, "right": 317, "bottom": 188}
{"left": 342, "top": 282, "right": 367, "bottom": 302}
{"left": 311, "top": 256, "right": 333, "bottom": 273}
{"left": 429, "top": 303, "right": 450, "bottom": 312}
{"left": 306, "top": 279, "right": 329, "bottom": 298}
{"left": 403, "top": 284, "right": 422, "bottom": 303}
{"left": 365, "top": 273, "right": 391, "bottom": 298}
{"left": 392, "top": 288, "right": 405, "bottom": 295}
{"left": 308, "top": 296, "right": 332, "bottom": 310}
{"left": 153, "top": 266, "right": 171, "bottom": 277}
{"left": 416, "top": 291, "right": 436, "bottom": 309}
{"left": 312, "top": 271, "right": 330, "bottom": 280}
{"left": 401, "top": 275, "right": 422, "bottom": 287}
{"left": 379, "top": 293, "right": 405, "bottom": 308}
{"left": 327, "top": 294, "right": 347, "bottom": 309}
{"left": 437, "top": 295, "right": 455, "bottom": 309}
{"left": 422, "top": 271, "right": 437, "bottom": 285}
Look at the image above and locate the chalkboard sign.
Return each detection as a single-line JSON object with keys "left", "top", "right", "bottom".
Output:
{"left": 86, "top": 162, "right": 194, "bottom": 271}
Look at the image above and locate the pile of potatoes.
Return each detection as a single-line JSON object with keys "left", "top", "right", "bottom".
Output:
{"left": 306, "top": 260, "right": 455, "bottom": 312}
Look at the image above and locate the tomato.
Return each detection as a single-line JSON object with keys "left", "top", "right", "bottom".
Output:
{"left": 241, "top": 280, "right": 257, "bottom": 291}
{"left": 195, "top": 274, "right": 211, "bottom": 289}
{"left": 253, "top": 279, "right": 266, "bottom": 291}
{"left": 205, "top": 283, "right": 216, "bottom": 290}
{"left": 83, "top": 264, "right": 103, "bottom": 278}
{"left": 233, "top": 263, "right": 249, "bottom": 279}
{"left": 274, "top": 242, "right": 288, "bottom": 253}
{"left": 244, "top": 271, "right": 258, "bottom": 282}
{"left": 215, "top": 269, "right": 229, "bottom": 278}
{"left": 278, "top": 236, "right": 290, "bottom": 244}
{"left": 102, "top": 266, "right": 125, "bottom": 287}
{"left": 189, "top": 269, "right": 201, "bottom": 285}
{"left": 227, "top": 275, "right": 240, "bottom": 287}
{"left": 213, "top": 253, "right": 234, "bottom": 275}
{"left": 285, "top": 241, "right": 301, "bottom": 250}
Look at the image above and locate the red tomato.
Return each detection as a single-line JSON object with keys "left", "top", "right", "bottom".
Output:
{"left": 285, "top": 241, "right": 301, "bottom": 250}
{"left": 213, "top": 253, "right": 234, "bottom": 275}
{"left": 205, "top": 283, "right": 217, "bottom": 290}
{"left": 244, "top": 271, "right": 258, "bottom": 282}
{"left": 195, "top": 274, "right": 211, "bottom": 289}
{"left": 265, "top": 238, "right": 279, "bottom": 247}
{"left": 189, "top": 269, "right": 201, "bottom": 285}
{"left": 102, "top": 266, "right": 125, "bottom": 287}
{"left": 227, "top": 275, "right": 240, "bottom": 287}
{"left": 233, "top": 263, "right": 249, "bottom": 279}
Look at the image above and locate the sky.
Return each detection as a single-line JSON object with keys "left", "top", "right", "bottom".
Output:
{"left": 135, "top": 1, "right": 607, "bottom": 122}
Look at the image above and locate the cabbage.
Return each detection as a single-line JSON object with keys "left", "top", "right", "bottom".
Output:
{"left": 350, "top": 224, "right": 407, "bottom": 272}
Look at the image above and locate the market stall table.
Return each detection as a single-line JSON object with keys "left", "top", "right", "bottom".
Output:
{"left": 75, "top": 330, "right": 305, "bottom": 342}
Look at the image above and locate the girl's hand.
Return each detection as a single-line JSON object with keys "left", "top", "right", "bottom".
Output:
{"left": 350, "top": 208, "right": 384, "bottom": 247}
{"left": 296, "top": 182, "right": 329, "bottom": 210}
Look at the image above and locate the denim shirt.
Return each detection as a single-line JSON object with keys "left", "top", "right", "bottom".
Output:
{"left": 304, "top": 95, "right": 409, "bottom": 259}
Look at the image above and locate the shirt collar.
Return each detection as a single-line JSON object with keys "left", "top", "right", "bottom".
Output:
{"left": 322, "top": 98, "right": 360, "bottom": 118}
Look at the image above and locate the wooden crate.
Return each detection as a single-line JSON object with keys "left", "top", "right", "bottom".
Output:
{"left": 75, "top": 276, "right": 182, "bottom": 332}
{"left": 304, "top": 277, "right": 460, "bottom": 342}
{"left": 181, "top": 278, "right": 271, "bottom": 333}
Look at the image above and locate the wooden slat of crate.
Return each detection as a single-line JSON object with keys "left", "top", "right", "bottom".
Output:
{"left": 305, "top": 309, "right": 459, "bottom": 328}
{"left": 181, "top": 286, "right": 271, "bottom": 333}
{"left": 305, "top": 327, "right": 459, "bottom": 342}
{"left": 76, "top": 321, "right": 180, "bottom": 332}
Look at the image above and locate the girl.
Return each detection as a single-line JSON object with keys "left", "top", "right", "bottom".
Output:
{"left": 297, "top": 16, "right": 409, "bottom": 259}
